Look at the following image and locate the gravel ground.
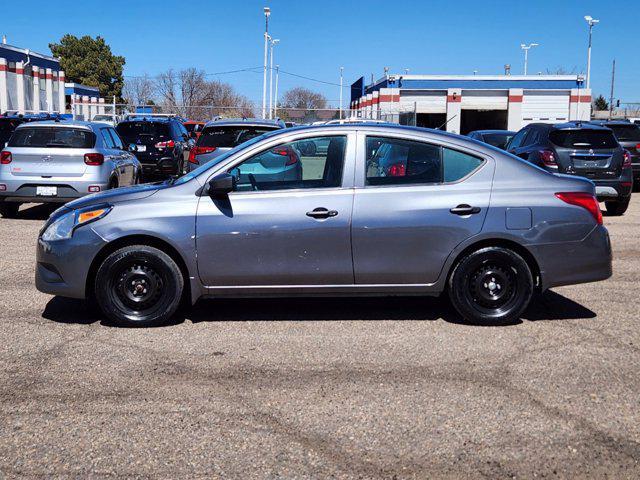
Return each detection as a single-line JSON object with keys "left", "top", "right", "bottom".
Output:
{"left": 0, "top": 198, "right": 639, "bottom": 479}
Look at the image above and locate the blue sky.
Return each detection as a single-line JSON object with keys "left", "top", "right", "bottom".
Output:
{"left": 3, "top": 0, "right": 638, "bottom": 106}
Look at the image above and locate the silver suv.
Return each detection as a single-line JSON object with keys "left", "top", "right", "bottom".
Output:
{"left": 0, "top": 120, "right": 141, "bottom": 218}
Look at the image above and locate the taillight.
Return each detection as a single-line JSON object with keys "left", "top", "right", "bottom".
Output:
{"left": 188, "top": 146, "right": 216, "bottom": 164}
{"left": 623, "top": 150, "right": 632, "bottom": 168}
{"left": 84, "top": 153, "right": 104, "bottom": 166}
{"left": 0, "top": 151, "right": 11, "bottom": 164}
{"left": 271, "top": 146, "right": 299, "bottom": 166}
{"left": 388, "top": 162, "right": 406, "bottom": 177}
{"left": 539, "top": 149, "right": 557, "bottom": 167}
{"left": 636, "top": 143, "right": 640, "bottom": 151}
{"left": 155, "top": 140, "right": 175, "bottom": 149}
{"left": 555, "top": 192, "right": 602, "bottom": 225}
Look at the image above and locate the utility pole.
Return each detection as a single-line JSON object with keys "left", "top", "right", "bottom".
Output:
{"left": 520, "top": 43, "right": 539, "bottom": 75}
{"left": 274, "top": 65, "right": 279, "bottom": 119}
{"left": 339, "top": 66, "right": 344, "bottom": 119}
{"left": 584, "top": 16, "right": 599, "bottom": 90}
{"left": 261, "top": 7, "right": 270, "bottom": 119}
{"left": 609, "top": 59, "right": 616, "bottom": 120}
{"left": 268, "top": 38, "right": 279, "bottom": 119}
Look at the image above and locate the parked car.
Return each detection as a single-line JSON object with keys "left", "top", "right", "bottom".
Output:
{"left": 36, "top": 124, "right": 611, "bottom": 327}
{"left": 506, "top": 122, "right": 633, "bottom": 215}
{"left": 467, "top": 130, "right": 516, "bottom": 150}
{"left": 187, "top": 118, "right": 284, "bottom": 172}
{"left": 183, "top": 120, "right": 205, "bottom": 140}
{"left": 0, "top": 120, "right": 141, "bottom": 218}
{"left": 91, "top": 114, "right": 117, "bottom": 126}
{"left": 589, "top": 120, "right": 640, "bottom": 187}
{"left": 1, "top": 113, "right": 65, "bottom": 147}
{"left": 116, "top": 116, "right": 192, "bottom": 179}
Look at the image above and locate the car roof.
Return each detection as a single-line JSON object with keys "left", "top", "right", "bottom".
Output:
{"left": 119, "top": 116, "right": 175, "bottom": 123}
{"left": 469, "top": 130, "right": 516, "bottom": 135}
{"left": 15, "top": 119, "right": 94, "bottom": 130}
{"left": 183, "top": 120, "right": 204, "bottom": 125}
{"left": 203, "top": 117, "right": 284, "bottom": 128}
{"left": 589, "top": 120, "right": 637, "bottom": 127}
{"left": 549, "top": 121, "right": 612, "bottom": 131}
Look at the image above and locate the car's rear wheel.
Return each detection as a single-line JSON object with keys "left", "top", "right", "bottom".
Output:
{"left": 448, "top": 246, "right": 533, "bottom": 325}
{"left": 605, "top": 197, "right": 630, "bottom": 216}
{"left": 0, "top": 202, "right": 19, "bottom": 218}
{"left": 95, "top": 245, "right": 184, "bottom": 327}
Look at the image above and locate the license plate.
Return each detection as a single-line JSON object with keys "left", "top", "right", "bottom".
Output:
{"left": 136, "top": 145, "right": 146, "bottom": 152}
{"left": 36, "top": 186, "right": 57, "bottom": 196}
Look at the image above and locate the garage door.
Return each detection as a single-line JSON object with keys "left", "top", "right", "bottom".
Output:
{"left": 522, "top": 90, "right": 570, "bottom": 125}
{"left": 400, "top": 90, "right": 446, "bottom": 114}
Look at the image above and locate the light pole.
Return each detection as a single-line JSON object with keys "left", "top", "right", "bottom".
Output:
{"left": 339, "top": 66, "right": 344, "bottom": 119}
{"left": 268, "top": 38, "right": 279, "bottom": 119}
{"left": 261, "top": 7, "right": 270, "bottom": 119}
{"left": 584, "top": 15, "right": 599, "bottom": 90}
{"left": 274, "top": 64, "right": 279, "bottom": 119}
{"left": 520, "top": 43, "right": 539, "bottom": 75}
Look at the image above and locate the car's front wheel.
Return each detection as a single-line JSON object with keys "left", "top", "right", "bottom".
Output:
{"left": 605, "top": 197, "right": 630, "bottom": 216}
{"left": 448, "top": 246, "right": 533, "bottom": 325}
{"left": 0, "top": 202, "right": 20, "bottom": 218}
{"left": 95, "top": 245, "right": 184, "bottom": 327}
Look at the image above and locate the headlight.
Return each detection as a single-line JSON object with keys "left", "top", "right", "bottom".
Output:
{"left": 41, "top": 205, "right": 112, "bottom": 241}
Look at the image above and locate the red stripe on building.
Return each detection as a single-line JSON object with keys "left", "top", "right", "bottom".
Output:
{"left": 379, "top": 94, "right": 399, "bottom": 102}
{"left": 508, "top": 95, "right": 523, "bottom": 102}
{"left": 0, "top": 64, "right": 6, "bottom": 72}
{"left": 447, "top": 94, "right": 461, "bottom": 103}
{"left": 570, "top": 95, "right": 591, "bottom": 103}
{"left": 15, "top": 68, "right": 24, "bottom": 75}
{"left": 45, "top": 73, "right": 53, "bottom": 80}
{"left": 33, "top": 70, "right": 40, "bottom": 78}
{"left": 372, "top": 96, "right": 379, "bottom": 105}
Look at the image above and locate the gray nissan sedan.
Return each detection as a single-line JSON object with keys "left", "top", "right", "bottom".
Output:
{"left": 35, "top": 124, "right": 612, "bottom": 327}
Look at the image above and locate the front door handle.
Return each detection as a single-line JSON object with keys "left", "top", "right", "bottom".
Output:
{"left": 306, "top": 207, "right": 338, "bottom": 219}
{"left": 450, "top": 204, "right": 481, "bottom": 215}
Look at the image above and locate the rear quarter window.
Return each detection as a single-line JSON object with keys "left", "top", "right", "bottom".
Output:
{"left": 549, "top": 130, "right": 618, "bottom": 149}
{"left": 8, "top": 127, "right": 96, "bottom": 148}
{"left": 608, "top": 125, "right": 640, "bottom": 142}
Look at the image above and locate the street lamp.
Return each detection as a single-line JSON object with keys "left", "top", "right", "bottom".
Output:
{"left": 274, "top": 64, "right": 280, "bottom": 119}
{"left": 520, "top": 43, "right": 539, "bottom": 75}
{"left": 339, "top": 66, "right": 344, "bottom": 119}
{"left": 261, "top": 7, "right": 271, "bottom": 119}
{"left": 584, "top": 15, "right": 599, "bottom": 90}
{"left": 268, "top": 38, "right": 279, "bottom": 119}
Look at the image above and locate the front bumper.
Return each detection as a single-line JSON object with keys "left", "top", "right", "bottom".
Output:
{"left": 35, "top": 225, "right": 107, "bottom": 299}
{"left": 530, "top": 224, "right": 612, "bottom": 291}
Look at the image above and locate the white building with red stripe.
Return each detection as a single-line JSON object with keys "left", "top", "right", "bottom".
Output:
{"left": 350, "top": 74, "right": 591, "bottom": 134}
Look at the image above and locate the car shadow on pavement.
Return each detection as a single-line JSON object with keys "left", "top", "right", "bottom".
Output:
{"left": 14, "top": 203, "right": 58, "bottom": 220}
{"left": 42, "top": 289, "right": 596, "bottom": 328}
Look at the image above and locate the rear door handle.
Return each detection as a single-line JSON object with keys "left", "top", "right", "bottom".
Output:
{"left": 450, "top": 204, "right": 481, "bottom": 215}
{"left": 306, "top": 207, "right": 338, "bottom": 219}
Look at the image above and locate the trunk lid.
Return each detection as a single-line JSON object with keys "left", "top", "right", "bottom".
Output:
{"left": 8, "top": 148, "right": 88, "bottom": 177}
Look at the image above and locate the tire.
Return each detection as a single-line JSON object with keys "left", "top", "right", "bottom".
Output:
{"left": 0, "top": 202, "right": 19, "bottom": 218}
{"left": 448, "top": 246, "right": 533, "bottom": 325}
{"left": 107, "top": 177, "right": 118, "bottom": 190}
{"left": 94, "top": 245, "right": 184, "bottom": 327}
{"left": 605, "top": 197, "right": 630, "bottom": 216}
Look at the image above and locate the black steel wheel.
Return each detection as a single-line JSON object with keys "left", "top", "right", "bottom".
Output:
{"left": 95, "top": 245, "right": 184, "bottom": 327}
{"left": 448, "top": 246, "right": 533, "bottom": 325}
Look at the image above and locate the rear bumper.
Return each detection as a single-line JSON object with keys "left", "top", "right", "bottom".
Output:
{"left": 0, "top": 182, "right": 109, "bottom": 203}
{"left": 140, "top": 156, "right": 179, "bottom": 178}
{"left": 531, "top": 225, "right": 612, "bottom": 291}
{"left": 592, "top": 171, "right": 633, "bottom": 201}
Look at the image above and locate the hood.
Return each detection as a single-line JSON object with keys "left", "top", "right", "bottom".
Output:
{"left": 63, "top": 182, "right": 168, "bottom": 211}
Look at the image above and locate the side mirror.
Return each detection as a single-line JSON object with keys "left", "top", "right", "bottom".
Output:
{"left": 128, "top": 143, "right": 138, "bottom": 153}
{"left": 207, "top": 173, "right": 235, "bottom": 196}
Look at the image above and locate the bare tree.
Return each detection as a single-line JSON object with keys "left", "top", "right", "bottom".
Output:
{"left": 281, "top": 87, "right": 328, "bottom": 110}
{"left": 545, "top": 66, "right": 578, "bottom": 75}
{"left": 122, "top": 74, "right": 155, "bottom": 109}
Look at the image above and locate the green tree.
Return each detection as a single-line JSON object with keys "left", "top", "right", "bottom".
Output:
{"left": 593, "top": 95, "right": 609, "bottom": 111}
{"left": 49, "top": 35, "right": 125, "bottom": 100}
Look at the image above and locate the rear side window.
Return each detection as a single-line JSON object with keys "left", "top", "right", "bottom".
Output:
{"left": 608, "top": 125, "right": 640, "bottom": 142}
{"left": 100, "top": 128, "right": 115, "bottom": 148}
{"left": 365, "top": 136, "right": 483, "bottom": 186}
{"left": 198, "top": 126, "right": 278, "bottom": 148}
{"left": 549, "top": 130, "right": 618, "bottom": 149}
{"left": 8, "top": 127, "right": 96, "bottom": 148}
{"left": 116, "top": 122, "right": 170, "bottom": 140}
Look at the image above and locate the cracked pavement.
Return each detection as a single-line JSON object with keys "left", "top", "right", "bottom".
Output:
{"left": 0, "top": 199, "right": 639, "bottom": 478}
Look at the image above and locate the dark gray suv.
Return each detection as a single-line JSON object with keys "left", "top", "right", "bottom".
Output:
{"left": 507, "top": 122, "right": 633, "bottom": 215}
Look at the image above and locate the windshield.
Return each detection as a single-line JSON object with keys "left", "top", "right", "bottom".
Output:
{"left": 8, "top": 127, "right": 96, "bottom": 148}
{"left": 198, "top": 125, "right": 279, "bottom": 149}
{"left": 174, "top": 130, "right": 280, "bottom": 186}
{"left": 549, "top": 129, "right": 618, "bottom": 149}
{"left": 608, "top": 125, "right": 640, "bottom": 142}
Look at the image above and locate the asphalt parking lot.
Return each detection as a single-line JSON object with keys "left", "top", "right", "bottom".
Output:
{"left": 0, "top": 198, "right": 639, "bottom": 479}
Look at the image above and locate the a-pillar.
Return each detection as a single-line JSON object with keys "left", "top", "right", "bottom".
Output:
{"left": 45, "top": 68, "right": 53, "bottom": 113}
{"left": 57, "top": 71, "right": 66, "bottom": 114}
{"left": 32, "top": 66, "right": 40, "bottom": 113}
{"left": 569, "top": 88, "right": 591, "bottom": 121}
{"left": 98, "top": 98, "right": 105, "bottom": 115}
{"left": 15, "top": 61, "right": 25, "bottom": 114}
{"left": 446, "top": 88, "right": 462, "bottom": 134}
{"left": 0, "top": 58, "right": 8, "bottom": 113}
{"left": 81, "top": 95, "right": 90, "bottom": 120}
{"left": 507, "top": 88, "right": 523, "bottom": 131}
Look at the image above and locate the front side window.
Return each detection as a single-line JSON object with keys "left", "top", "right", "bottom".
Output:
{"left": 229, "top": 136, "right": 346, "bottom": 192}
{"left": 8, "top": 127, "right": 96, "bottom": 148}
{"left": 366, "top": 136, "right": 484, "bottom": 186}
